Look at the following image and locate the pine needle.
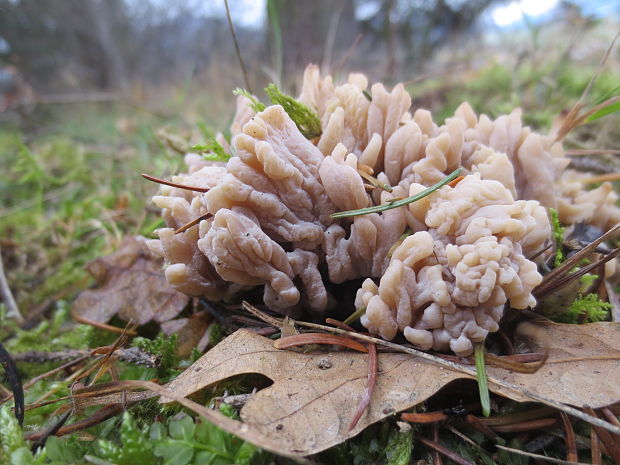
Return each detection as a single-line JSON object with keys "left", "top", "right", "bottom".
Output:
{"left": 331, "top": 169, "right": 462, "bottom": 218}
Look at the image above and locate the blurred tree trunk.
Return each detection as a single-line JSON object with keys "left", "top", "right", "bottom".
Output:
{"left": 268, "top": 0, "right": 358, "bottom": 84}
{"left": 83, "top": 0, "right": 128, "bottom": 91}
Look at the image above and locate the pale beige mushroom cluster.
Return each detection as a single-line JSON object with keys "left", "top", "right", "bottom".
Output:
{"left": 147, "top": 64, "right": 620, "bottom": 354}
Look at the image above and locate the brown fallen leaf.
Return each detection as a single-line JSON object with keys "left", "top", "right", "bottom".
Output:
{"left": 491, "top": 319, "right": 620, "bottom": 405}
{"left": 72, "top": 236, "right": 189, "bottom": 326}
{"left": 162, "top": 320, "right": 620, "bottom": 456}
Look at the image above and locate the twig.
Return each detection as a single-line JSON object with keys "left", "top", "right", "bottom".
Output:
{"left": 494, "top": 444, "right": 591, "bottom": 465}
{"left": 330, "top": 169, "right": 462, "bottom": 218}
{"left": 0, "top": 246, "right": 23, "bottom": 322}
{"left": 11, "top": 348, "right": 158, "bottom": 367}
{"left": 419, "top": 437, "right": 475, "bottom": 465}
{"left": 348, "top": 341, "right": 377, "bottom": 431}
{"left": 224, "top": 0, "right": 252, "bottom": 94}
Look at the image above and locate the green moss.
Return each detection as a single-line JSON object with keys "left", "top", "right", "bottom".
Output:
{"left": 264, "top": 84, "right": 322, "bottom": 139}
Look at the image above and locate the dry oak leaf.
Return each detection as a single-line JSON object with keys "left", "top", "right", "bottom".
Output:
{"left": 163, "top": 320, "right": 620, "bottom": 456}
{"left": 489, "top": 319, "right": 620, "bottom": 405}
{"left": 72, "top": 236, "right": 189, "bottom": 326}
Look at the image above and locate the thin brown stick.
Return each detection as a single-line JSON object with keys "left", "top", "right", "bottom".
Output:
{"left": 560, "top": 412, "right": 578, "bottom": 463}
{"left": 175, "top": 213, "right": 212, "bottom": 234}
{"left": 348, "top": 342, "right": 377, "bottom": 431}
{"left": 401, "top": 411, "right": 447, "bottom": 424}
{"left": 141, "top": 173, "right": 209, "bottom": 193}
{"left": 224, "top": 0, "right": 252, "bottom": 94}
{"left": 274, "top": 333, "right": 368, "bottom": 353}
{"left": 431, "top": 423, "right": 443, "bottom": 465}
{"left": 479, "top": 407, "right": 556, "bottom": 426}
{"left": 71, "top": 313, "right": 137, "bottom": 336}
{"left": 537, "top": 246, "right": 620, "bottom": 297}
{"left": 466, "top": 414, "right": 499, "bottom": 442}
{"left": 419, "top": 437, "right": 475, "bottom": 465}
{"left": 537, "top": 222, "right": 620, "bottom": 289}
{"left": 591, "top": 428, "right": 602, "bottom": 465}
{"left": 583, "top": 407, "right": 620, "bottom": 463}
{"left": 601, "top": 407, "right": 620, "bottom": 427}
{"left": 241, "top": 301, "right": 284, "bottom": 328}
{"left": 325, "top": 318, "right": 356, "bottom": 332}
{"left": 495, "top": 444, "right": 590, "bottom": 465}
{"left": 491, "top": 418, "right": 557, "bottom": 433}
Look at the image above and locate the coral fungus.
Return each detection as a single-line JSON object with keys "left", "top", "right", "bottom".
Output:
{"left": 147, "top": 64, "right": 620, "bottom": 355}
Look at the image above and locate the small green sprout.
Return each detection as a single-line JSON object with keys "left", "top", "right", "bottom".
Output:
{"left": 233, "top": 88, "right": 266, "bottom": 112}
{"left": 191, "top": 139, "right": 232, "bottom": 162}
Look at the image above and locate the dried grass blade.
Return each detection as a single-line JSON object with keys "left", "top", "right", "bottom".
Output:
{"left": 274, "top": 333, "right": 368, "bottom": 353}
{"left": 485, "top": 352, "right": 547, "bottom": 373}
{"left": 560, "top": 412, "right": 578, "bottom": 463}
{"left": 419, "top": 437, "right": 476, "bottom": 465}
{"left": 348, "top": 342, "right": 377, "bottom": 431}
{"left": 583, "top": 407, "right": 620, "bottom": 463}
{"left": 535, "top": 223, "right": 620, "bottom": 296}
{"left": 536, "top": 246, "right": 620, "bottom": 298}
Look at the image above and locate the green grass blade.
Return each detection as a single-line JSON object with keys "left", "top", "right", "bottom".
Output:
{"left": 475, "top": 342, "right": 491, "bottom": 417}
